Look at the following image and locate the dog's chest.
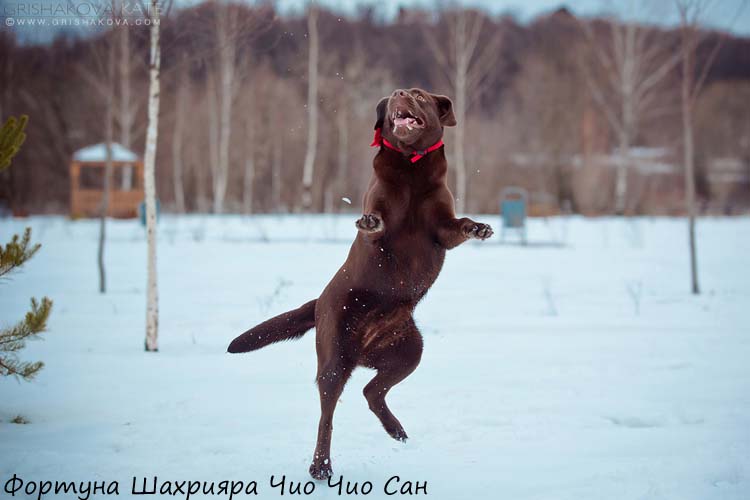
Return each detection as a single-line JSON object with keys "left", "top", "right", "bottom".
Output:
{"left": 376, "top": 189, "right": 444, "bottom": 294}
{"left": 381, "top": 178, "right": 436, "bottom": 229}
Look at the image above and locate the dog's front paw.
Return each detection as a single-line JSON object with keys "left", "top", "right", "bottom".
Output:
{"left": 356, "top": 213, "right": 383, "bottom": 233}
{"left": 464, "top": 222, "right": 493, "bottom": 240}
{"left": 309, "top": 458, "right": 333, "bottom": 480}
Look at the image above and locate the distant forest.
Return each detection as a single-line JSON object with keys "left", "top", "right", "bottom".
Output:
{"left": 1, "top": 3, "right": 749, "bottom": 215}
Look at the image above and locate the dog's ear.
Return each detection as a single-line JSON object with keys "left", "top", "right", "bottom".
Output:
{"left": 374, "top": 97, "right": 389, "bottom": 130}
{"left": 432, "top": 94, "right": 457, "bottom": 127}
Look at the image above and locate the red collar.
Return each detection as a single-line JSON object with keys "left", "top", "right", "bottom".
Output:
{"left": 370, "top": 128, "right": 444, "bottom": 164}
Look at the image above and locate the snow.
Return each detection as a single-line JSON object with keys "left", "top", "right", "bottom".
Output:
{"left": 73, "top": 143, "right": 139, "bottom": 163}
{"left": 1, "top": 214, "right": 749, "bottom": 499}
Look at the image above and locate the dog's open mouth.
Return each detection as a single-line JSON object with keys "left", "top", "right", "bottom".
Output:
{"left": 392, "top": 109, "right": 424, "bottom": 131}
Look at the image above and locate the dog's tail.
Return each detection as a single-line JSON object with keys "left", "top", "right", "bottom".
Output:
{"left": 227, "top": 299, "right": 317, "bottom": 354}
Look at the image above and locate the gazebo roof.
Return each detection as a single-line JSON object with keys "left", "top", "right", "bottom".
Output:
{"left": 73, "top": 143, "right": 139, "bottom": 163}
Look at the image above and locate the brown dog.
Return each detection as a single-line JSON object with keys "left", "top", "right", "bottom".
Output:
{"left": 228, "top": 88, "right": 493, "bottom": 479}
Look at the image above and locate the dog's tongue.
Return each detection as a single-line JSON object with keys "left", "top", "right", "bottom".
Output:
{"left": 394, "top": 117, "right": 416, "bottom": 127}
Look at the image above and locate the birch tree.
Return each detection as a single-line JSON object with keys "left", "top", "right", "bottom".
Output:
{"left": 143, "top": 0, "right": 162, "bottom": 352}
{"left": 235, "top": 51, "right": 258, "bottom": 214}
{"left": 578, "top": 7, "right": 682, "bottom": 214}
{"left": 209, "top": 1, "right": 239, "bottom": 214}
{"left": 271, "top": 96, "right": 283, "bottom": 211}
{"left": 301, "top": 2, "right": 319, "bottom": 212}
{"left": 242, "top": 102, "right": 256, "bottom": 215}
{"left": 207, "top": 71, "right": 220, "bottom": 208}
{"left": 425, "top": 8, "right": 501, "bottom": 214}
{"left": 331, "top": 103, "right": 347, "bottom": 213}
{"left": 268, "top": 68, "right": 284, "bottom": 212}
{"left": 172, "top": 55, "right": 187, "bottom": 213}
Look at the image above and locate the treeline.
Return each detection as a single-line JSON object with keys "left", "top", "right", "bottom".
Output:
{"left": 1, "top": 3, "right": 749, "bottom": 215}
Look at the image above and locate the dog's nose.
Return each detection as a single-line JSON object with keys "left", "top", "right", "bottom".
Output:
{"left": 393, "top": 89, "right": 407, "bottom": 98}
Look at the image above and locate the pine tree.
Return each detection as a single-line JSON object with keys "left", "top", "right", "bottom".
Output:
{"left": 0, "top": 297, "right": 52, "bottom": 380}
{"left": 0, "top": 115, "right": 28, "bottom": 170}
{"left": 0, "top": 115, "right": 53, "bottom": 382}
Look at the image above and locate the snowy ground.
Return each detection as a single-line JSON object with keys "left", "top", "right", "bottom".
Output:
{"left": 1, "top": 214, "right": 749, "bottom": 500}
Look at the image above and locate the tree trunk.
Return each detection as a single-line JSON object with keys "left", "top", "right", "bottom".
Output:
{"left": 681, "top": 25, "right": 700, "bottom": 295}
{"left": 143, "top": 0, "right": 162, "bottom": 351}
{"left": 193, "top": 150, "right": 207, "bottom": 212}
{"left": 615, "top": 66, "right": 634, "bottom": 216}
{"left": 272, "top": 128, "right": 282, "bottom": 212}
{"left": 207, "top": 72, "right": 219, "bottom": 213}
{"left": 301, "top": 4, "right": 319, "bottom": 212}
{"left": 98, "top": 33, "right": 116, "bottom": 294}
{"left": 172, "top": 61, "right": 186, "bottom": 213}
{"left": 243, "top": 114, "right": 255, "bottom": 215}
{"left": 336, "top": 102, "right": 348, "bottom": 213}
{"left": 454, "top": 73, "right": 467, "bottom": 214}
{"left": 578, "top": 18, "right": 683, "bottom": 216}
{"left": 614, "top": 128, "right": 630, "bottom": 215}
{"left": 453, "top": 12, "right": 468, "bottom": 214}
{"left": 323, "top": 188, "right": 334, "bottom": 214}
{"left": 119, "top": 24, "right": 134, "bottom": 191}
{"left": 212, "top": 5, "right": 236, "bottom": 214}
{"left": 424, "top": 10, "right": 499, "bottom": 214}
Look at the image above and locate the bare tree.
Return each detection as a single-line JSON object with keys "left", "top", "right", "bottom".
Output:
{"left": 675, "top": 0, "right": 745, "bottom": 293}
{"left": 91, "top": 1, "right": 117, "bottom": 293}
{"left": 265, "top": 71, "right": 286, "bottom": 212}
{"left": 74, "top": 2, "right": 119, "bottom": 293}
{"left": 117, "top": 21, "right": 136, "bottom": 190}
{"left": 318, "top": 36, "right": 367, "bottom": 213}
{"left": 425, "top": 8, "right": 501, "bottom": 213}
{"left": 143, "top": 0, "right": 162, "bottom": 352}
{"left": 301, "top": 2, "right": 319, "bottom": 212}
{"left": 234, "top": 50, "right": 259, "bottom": 214}
{"left": 579, "top": 7, "right": 682, "bottom": 214}
{"left": 193, "top": 80, "right": 212, "bottom": 212}
{"left": 206, "top": 70, "right": 220, "bottom": 207}
{"left": 263, "top": 73, "right": 307, "bottom": 213}
{"left": 331, "top": 103, "right": 347, "bottom": 213}
{"left": 98, "top": 37, "right": 116, "bottom": 294}
{"left": 209, "top": 2, "right": 238, "bottom": 214}
{"left": 271, "top": 98, "right": 283, "bottom": 212}
{"left": 678, "top": 2, "right": 701, "bottom": 295}
{"left": 172, "top": 55, "right": 187, "bottom": 213}
{"left": 242, "top": 99, "right": 256, "bottom": 214}
{"left": 77, "top": 2, "right": 140, "bottom": 293}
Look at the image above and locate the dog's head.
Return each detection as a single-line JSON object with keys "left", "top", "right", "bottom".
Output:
{"left": 374, "top": 88, "right": 456, "bottom": 152}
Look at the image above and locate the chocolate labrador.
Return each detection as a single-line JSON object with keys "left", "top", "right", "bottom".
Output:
{"left": 228, "top": 88, "right": 493, "bottom": 480}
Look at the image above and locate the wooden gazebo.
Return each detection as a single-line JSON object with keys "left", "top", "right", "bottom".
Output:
{"left": 70, "top": 143, "right": 144, "bottom": 218}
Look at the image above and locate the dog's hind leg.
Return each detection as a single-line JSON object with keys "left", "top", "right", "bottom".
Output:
{"left": 362, "top": 320, "right": 423, "bottom": 442}
{"left": 309, "top": 351, "right": 354, "bottom": 480}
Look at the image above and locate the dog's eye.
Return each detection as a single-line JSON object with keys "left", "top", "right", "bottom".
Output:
{"left": 416, "top": 95, "right": 425, "bottom": 102}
